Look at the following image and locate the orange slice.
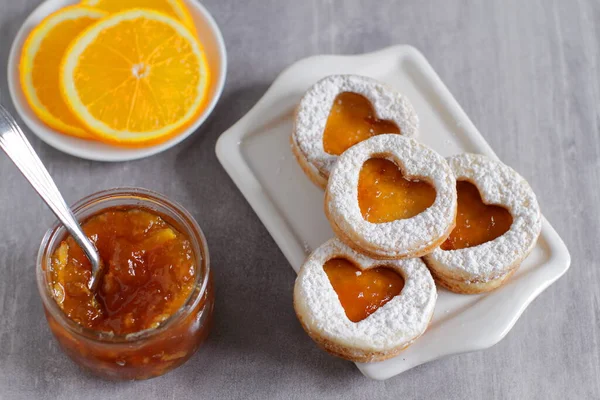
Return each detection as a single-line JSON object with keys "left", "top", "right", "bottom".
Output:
{"left": 80, "top": 0, "right": 195, "bottom": 32}
{"left": 61, "top": 9, "right": 210, "bottom": 146}
{"left": 19, "top": 6, "right": 107, "bottom": 138}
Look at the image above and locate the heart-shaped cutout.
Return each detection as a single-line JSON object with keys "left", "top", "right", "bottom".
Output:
{"left": 441, "top": 181, "right": 513, "bottom": 250}
{"left": 358, "top": 158, "right": 436, "bottom": 223}
{"left": 324, "top": 257, "right": 405, "bottom": 323}
{"left": 323, "top": 92, "right": 400, "bottom": 156}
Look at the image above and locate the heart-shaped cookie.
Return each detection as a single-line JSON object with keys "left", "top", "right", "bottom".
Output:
{"left": 423, "top": 154, "right": 542, "bottom": 294}
{"left": 325, "top": 134, "right": 457, "bottom": 259}
{"left": 441, "top": 180, "right": 513, "bottom": 250}
{"left": 358, "top": 158, "right": 436, "bottom": 223}
{"left": 323, "top": 257, "right": 405, "bottom": 322}
{"left": 294, "top": 238, "right": 436, "bottom": 363}
{"left": 322, "top": 92, "right": 401, "bottom": 156}
{"left": 291, "top": 75, "right": 418, "bottom": 188}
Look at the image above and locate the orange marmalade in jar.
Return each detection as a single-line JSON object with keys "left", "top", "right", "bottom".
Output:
{"left": 36, "top": 188, "right": 213, "bottom": 380}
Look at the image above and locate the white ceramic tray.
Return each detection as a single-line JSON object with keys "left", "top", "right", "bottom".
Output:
{"left": 215, "top": 45, "right": 570, "bottom": 380}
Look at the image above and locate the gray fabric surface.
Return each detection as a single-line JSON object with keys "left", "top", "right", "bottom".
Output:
{"left": 0, "top": 0, "right": 598, "bottom": 399}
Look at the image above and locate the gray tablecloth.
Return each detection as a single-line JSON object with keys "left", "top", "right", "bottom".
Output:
{"left": 0, "top": 0, "right": 598, "bottom": 399}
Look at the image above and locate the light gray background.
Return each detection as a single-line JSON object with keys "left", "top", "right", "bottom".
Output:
{"left": 0, "top": 0, "right": 598, "bottom": 399}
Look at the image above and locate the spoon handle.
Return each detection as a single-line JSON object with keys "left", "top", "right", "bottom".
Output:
{"left": 0, "top": 105, "right": 102, "bottom": 290}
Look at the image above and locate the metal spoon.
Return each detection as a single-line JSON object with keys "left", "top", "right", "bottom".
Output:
{"left": 0, "top": 104, "right": 103, "bottom": 291}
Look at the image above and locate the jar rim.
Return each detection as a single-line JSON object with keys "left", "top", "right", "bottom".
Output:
{"left": 36, "top": 187, "right": 210, "bottom": 344}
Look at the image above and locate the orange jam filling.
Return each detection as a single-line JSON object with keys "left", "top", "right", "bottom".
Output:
{"left": 322, "top": 92, "right": 400, "bottom": 155}
{"left": 441, "top": 181, "right": 513, "bottom": 250}
{"left": 49, "top": 208, "right": 196, "bottom": 335}
{"left": 358, "top": 158, "right": 436, "bottom": 223}
{"left": 324, "top": 258, "right": 404, "bottom": 322}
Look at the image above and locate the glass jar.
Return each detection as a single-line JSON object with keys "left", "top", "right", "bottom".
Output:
{"left": 36, "top": 188, "right": 214, "bottom": 380}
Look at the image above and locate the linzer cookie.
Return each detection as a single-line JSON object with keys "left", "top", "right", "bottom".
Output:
{"left": 325, "top": 134, "right": 457, "bottom": 259}
{"left": 423, "top": 154, "right": 542, "bottom": 294}
{"left": 291, "top": 75, "right": 418, "bottom": 188}
{"left": 293, "top": 238, "right": 436, "bottom": 363}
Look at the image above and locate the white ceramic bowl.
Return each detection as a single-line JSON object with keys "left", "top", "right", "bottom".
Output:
{"left": 7, "top": 0, "right": 227, "bottom": 161}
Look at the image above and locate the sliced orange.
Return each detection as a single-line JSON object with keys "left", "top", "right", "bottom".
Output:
{"left": 19, "top": 6, "right": 107, "bottom": 138}
{"left": 80, "top": 0, "right": 195, "bottom": 33}
{"left": 61, "top": 9, "right": 210, "bottom": 146}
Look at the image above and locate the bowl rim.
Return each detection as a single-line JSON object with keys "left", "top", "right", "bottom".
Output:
{"left": 7, "top": 0, "right": 227, "bottom": 162}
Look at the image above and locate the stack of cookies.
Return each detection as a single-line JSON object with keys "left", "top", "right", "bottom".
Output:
{"left": 290, "top": 75, "right": 542, "bottom": 363}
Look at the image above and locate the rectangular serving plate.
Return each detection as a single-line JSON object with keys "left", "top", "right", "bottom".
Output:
{"left": 216, "top": 45, "right": 570, "bottom": 380}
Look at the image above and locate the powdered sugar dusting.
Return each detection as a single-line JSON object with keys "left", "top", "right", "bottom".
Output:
{"left": 326, "top": 135, "right": 457, "bottom": 258}
{"left": 424, "top": 154, "right": 542, "bottom": 281}
{"left": 294, "top": 238, "right": 436, "bottom": 351}
{"left": 292, "top": 75, "right": 419, "bottom": 180}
